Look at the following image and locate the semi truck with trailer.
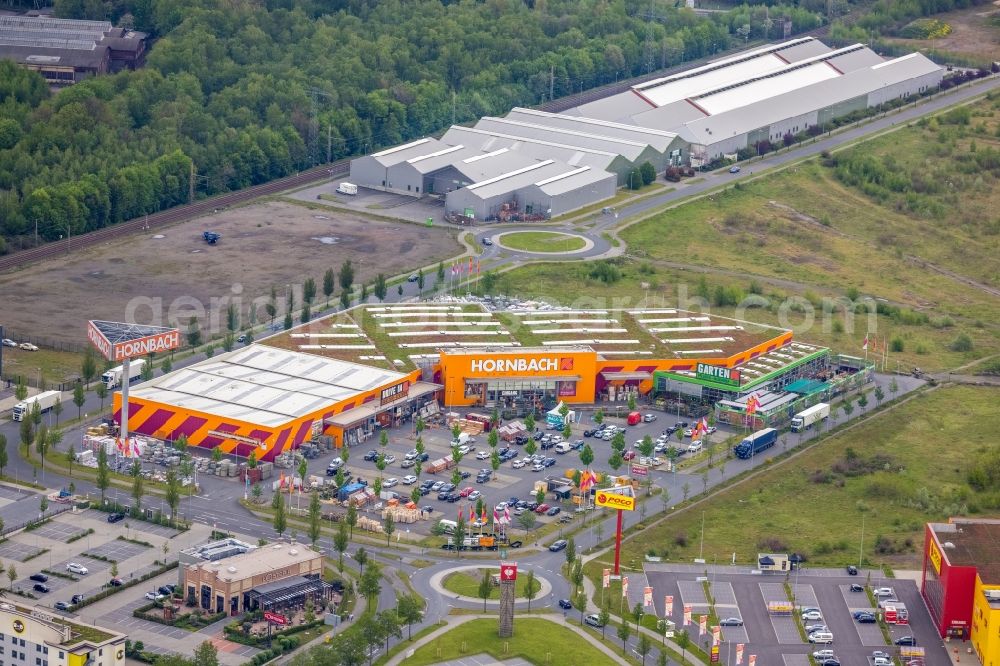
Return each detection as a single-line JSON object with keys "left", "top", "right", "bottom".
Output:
{"left": 102, "top": 359, "right": 147, "bottom": 389}
{"left": 12, "top": 390, "right": 62, "bottom": 421}
{"left": 790, "top": 403, "right": 830, "bottom": 432}
{"left": 734, "top": 427, "right": 779, "bottom": 459}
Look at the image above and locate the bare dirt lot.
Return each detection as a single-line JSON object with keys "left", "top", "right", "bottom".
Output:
{"left": 0, "top": 200, "right": 462, "bottom": 345}
{"left": 884, "top": 4, "right": 1000, "bottom": 63}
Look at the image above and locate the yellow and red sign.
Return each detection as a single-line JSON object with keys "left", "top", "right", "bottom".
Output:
{"left": 928, "top": 536, "right": 943, "bottom": 575}
{"left": 595, "top": 490, "right": 636, "bottom": 511}
{"left": 88, "top": 320, "right": 180, "bottom": 362}
{"left": 710, "top": 646, "right": 720, "bottom": 663}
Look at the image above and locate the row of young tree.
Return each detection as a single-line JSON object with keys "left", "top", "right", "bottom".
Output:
{"left": 0, "top": 0, "right": 827, "bottom": 249}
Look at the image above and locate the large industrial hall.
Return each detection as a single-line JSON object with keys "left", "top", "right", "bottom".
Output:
{"left": 347, "top": 37, "right": 943, "bottom": 219}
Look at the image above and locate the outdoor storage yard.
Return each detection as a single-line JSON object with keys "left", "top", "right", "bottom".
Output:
{"left": 0, "top": 200, "right": 462, "bottom": 345}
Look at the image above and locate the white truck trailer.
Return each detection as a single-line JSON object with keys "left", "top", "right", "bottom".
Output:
{"left": 102, "top": 359, "right": 146, "bottom": 389}
{"left": 790, "top": 402, "right": 830, "bottom": 432}
{"left": 12, "top": 390, "right": 62, "bottom": 421}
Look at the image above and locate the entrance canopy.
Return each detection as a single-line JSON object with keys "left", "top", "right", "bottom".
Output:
{"left": 326, "top": 380, "right": 440, "bottom": 427}
{"left": 600, "top": 371, "right": 652, "bottom": 381}
{"left": 247, "top": 576, "right": 332, "bottom": 609}
{"left": 465, "top": 375, "right": 580, "bottom": 383}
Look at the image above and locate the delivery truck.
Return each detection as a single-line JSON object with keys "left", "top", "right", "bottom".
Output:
{"left": 102, "top": 359, "right": 147, "bottom": 389}
{"left": 12, "top": 390, "right": 62, "bottom": 421}
{"left": 336, "top": 182, "right": 358, "bottom": 195}
{"left": 733, "top": 427, "right": 778, "bottom": 459}
{"left": 790, "top": 403, "right": 829, "bottom": 432}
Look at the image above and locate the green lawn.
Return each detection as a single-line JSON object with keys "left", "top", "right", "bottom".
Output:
{"left": 610, "top": 385, "right": 1000, "bottom": 569}
{"left": 499, "top": 231, "right": 587, "bottom": 253}
{"left": 2, "top": 346, "right": 86, "bottom": 387}
{"left": 400, "top": 617, "right": 636, "bottom": 665}
{"left": 442, "top": 569, "right": 541, "bottom": 600}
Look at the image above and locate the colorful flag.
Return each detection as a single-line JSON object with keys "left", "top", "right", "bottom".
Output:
{"left": 665, "top": 595, "right": 673, "bottom": 616}
{"left": 862, "top": 332, "right": 870, "bottom": 351}
{"left": 683, "top": 604, "right": 692, "bottom": 626}
{"left": 643, "top": 586, "right": 653, "bottom": 608}
{"left": 712, "top": 625, "right": 721, "bottom": 645}
{"left": 469, "top": 506, "right": 475, "bottom": 522}
{"left": 468, "top": 257, "right": 473, "bottom": 273}
{"left": 622, "top": 576, "right": 629, "bottom": 597}
{"left": 699, "top": 615, "right": 707, "bottom": 636}
{"left": 115, "top": 437, "right": 123, "bottom": 454}
{"left": 602, "top": 569, "right": 611, "bottom": 589}
{"left": 476, "top": 259, "right": 481, "bottom": 274}
{"left": 749, "top": 655, "right": 756, "bottom": 666}
{"left": 504, "top": 506, "right": 511, "bottom": 524}
{"left": 746, "top": 393, "right": 761, "bottom": 416}
{"left": 493, "top": 507, "right": 500, "bottom": 523}
{"left": 736, "top": 644, "right": 745, "bottom": 665}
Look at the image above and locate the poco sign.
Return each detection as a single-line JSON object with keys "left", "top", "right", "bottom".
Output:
{"left": 470, "top": 357, "right": 558, "bottom": 373}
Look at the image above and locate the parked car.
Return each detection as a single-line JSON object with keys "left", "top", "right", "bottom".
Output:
{"left": 383, "top": 454, "right": 396, "bottom": 464}
{"left": 402, "top": 475, "right": 418, "bottom": 485}
{"left": 66, "top": 562, "right": 88, "bottom": 575}
{"left": 481, "top": 238, "right": 493, "bottom": 246}
{"left": 507, "top": 540, "right": 523, "bottom": 548}
{"left": 856, "top": 614, "right": 876, "bottom": 624}
{"left": 19, "top": 342, "right": 38, "bottom": 351}
{"left": 431, "top": 481, "right": 445, "bottom": 491}
{"left": 145, "top": 591, "right": 166, "bottom": 601}
{"left": 558, "top": 599, "right": 572, "bottom": 610}
{"left": 512, "top": 459, "right": 526, "bottom": 469}
{"left": 468, "top": 490, "right": 482, "bottom": 500}
{"left": 818, "top": 659, "right": 840, "bottom": 666}
{"left": 108, "top": 578, "right": 124, "bottom": 587}
{"left": 546, "top": 506, "right": 561, "bottom": 516}
{"left": 894, "top": 636, "right": 916, "bottom": 646}
{"left": 720, "top": 617, "right": 743, "bottom": 626}
{"left": 71, "top": 594, "right": 84, "bottom": 604}
{"left": 29, "top": 573, "right": 48, "bottom": 583}
{"left": 383, "top": 478, "right": 398, "bottom": 488}
{"left": 811, "top": 650, "right": 835, "bottom": 660}
{"left": 33, "top": 583, "right": 49, "bottom": 593}
{"left": 531, "top": 463, "right": 545, "bottom": 472}
{"left": 622, "top": 451, "right": 637, "bottom": 461}
{"left": 729, "top": 165, "right": 741, "bottom": 173}
{"left": 874, "top": 658, "right": 892, "bottom": 666}
{"left": 1, "top": 339, "right": 16, "bottom": 347}
{"left": 873, "top": 587, "right": 894, "bottom": 597}
{"left": 846, "top": 565, "right": 858, "bottom": 575}
{"left": 534, "top": 503, "right": 550, "bottom": 514}
{"left": 363, "top": 450, "right": 378, "bottom": 462}
{"left": 850, "top": 583, "right": 864, "bottom": 592}
{"left": 548, "top": 539, "right": 568, "bottom": 552}
{"left": 459, "top": 487, "right": 475, "bottom": 497}
{"left": 805, "top": 624, "right": 828, "bottom": 634}
{"left": 871, "top": 651, "right": 892, "bottom": 660}
{"left": 584, "top": 614, "right": 604, "bottom": 628}
{"left": 476, "top": 450, "right": 490, "bottom": 460}
{"left": 54, "top": 601, "right": 71, "bottom": 611}
{"left": 801, "top": 611, "right": 823, "bottom": 621}
{"left": 107, "top": 512, "right": 125, "bottom": 523}
{"left": 158, "top": 585, "right": 174, "bottom": 596}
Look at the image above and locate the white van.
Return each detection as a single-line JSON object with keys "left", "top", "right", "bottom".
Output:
{"left": 336, "top": 182, "right": 358, "bottom": 195}
{"left": 438, "top": 519, "right": 458, "bottom": 535}
{"left": 808, "top": 632, "right": 834, "bottom": 644}
{"left": 554, "top": 442, "right": 571, "bottom": 454}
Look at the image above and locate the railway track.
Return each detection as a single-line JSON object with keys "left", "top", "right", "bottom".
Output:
{"left": 1, "top": 29, "right": 834, "bottom": 273}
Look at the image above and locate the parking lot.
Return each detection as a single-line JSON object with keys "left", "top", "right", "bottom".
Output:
{"left": 289, "top": 409, "right": 739, "bottom": 538}
{"left": 641, "top": 565, "right": 950, "bottom": 666}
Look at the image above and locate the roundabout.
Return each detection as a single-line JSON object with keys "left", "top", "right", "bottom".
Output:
{"left": 429, "top": 564, "right": 553, "bottom": 606}
{"left": 494, "top": 230, "right": 593, "bottom": 255}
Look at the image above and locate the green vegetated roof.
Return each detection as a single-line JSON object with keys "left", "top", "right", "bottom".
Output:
{"left": 656, "top": 347, "right": 829, "bottom": 392}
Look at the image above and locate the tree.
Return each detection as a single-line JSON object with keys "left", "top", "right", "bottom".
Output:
{"left": 858, "top": 393, "right": 869, "bottom": 413}
{"left": 383, "top": 512, "right": 395, "bottom": 546}
{"left": 639, "top": 435, "right": 654, "bottom": 458}
{"left": 186, "top": 316, "right": 201, "bottom": 347}
{"left": 353, "top": 547, "right": 368, "bottom": 575}
{"left": 524, "top": 438, "right": 537, "bottom": 457}
{"left": 140, "top": 357, "right": 154, "bottom": 381}
{"left": 273, "top": 489, "right": 286, "bottom": 536}
{"left": 571, "top": 559, "right": 584, "bottom": 595}
{"left": 303, "top": 277, "right": 317, "bottom": 305}
{"left": 617, "top": 618, "right": 632, "bottom": 652}
{"left": 843, "top": 401, "right": 855, "bottom": 420}
{"left": 572, "top": 588, "right": 587, "bottom": 621}
{"left": 565, "top": 537, "right": 576, "bottom": 565}
{"left": 477, "top": 569, "right": 492, "bottom": 611}
{"left": 81, "top": 348, "right": 98, "bottom": 388}
{"left": 266, "top": 286, "right": 278, "bottom": 325}
{"left": 226, "top": 303, "right": 239, "bottom": 332}
{"left": 397, "top": 284, "right": 403, "bottom": 297}
{"left": 333, "top": 521, "right": 348, "bottom": 571}
{"left": 609, "top": 450, "right": 623, "bottom": 472}
{"left": 95, "top": 383, "right": 108, "bottom": 412}
{"left": 284, "top": 311, "right": 294, "bottom": 330}
{"left": 346, "top": 502, "right": 358, "bottom": 538}
{"left": 682, "top": 481, "right": 690, "bottom": 502}
{"left": 627, "top": 167, "right": 643, "bottom": 190}
{"left": 298, "top": 458, "right": 309, "bottom": 501}
{"left": 39, "top": 495, "right": 48, "bottom": 516}
{"left": 373, "top": 273, "right": 387, "bottom": 302}
{"left": 701, "top": 469, "right": 709, "bottom": 494}
{"left": 627, "top": 394, "right": 637, "bottom": 411}
{"left": 437, "top": 261, "right": 445, "bottom": 285}
{"left": 598, "top": 605, "right": 611, "bottom": 639}
{"left": 524, "top": 412, "right": 535, "bottom": 432}
{"left": 51, "top": 398, "right": 63, "bottom": 426}
{"left": 161, "top": 356, "right": 173, "bottom": 375}
{"left": 563, "top": 422, "right": 572, "bottom": 440}
{"left": 14, "top": 377, "right": 27, "bottom": 402}
{"left": 416, "top": 268, "right": 425, "bottom": 291}
{"left": 396, "top": 594, "right": 423, "bottom": 640}
{"left": 250, "top": 483, "right": 263, "bottom": 504}
{"left": 639, "top": 161, "right": 656, "bottom": 186}
{"left": 535, "top": 487, "right": 546, "bottom": 504}
{"left": 212, "top": 446, "right": 223, "bottom": 463}
{"left": 130, "top": 460, "right": 144, "bottom": 516}
{"left": 339, "top": 260, "right": 355, "bottom": 294}
{"left": 358, "top": 561, "right": 382, "bottom": 609}
{"left": 0, "top": 434, "right": 7, "bottom": 477}
{"left": 6, "top": 564, "right": 15, "bottom": 590}
{"left": 359, "top": 282, "right": 369, "bottom": 303}
{"left": 19, "top": 416, "right": 33, "bottom": 455}
{"left": 300, "top": 303, "right": 311, "bottom": 324}
{"left": 377, "top": 609, "right": 401, "bottom": 655}
{"left": 96, "top": 446, "right": 110, "bottom": 504}
{"left": 308, "top": 490, "right": 321, "bottom": 546}
{"left": 323, "top": 268, "right": 335, "bottom": 305}
{"left": 72, "top": 383, "right": 85, "bottom": 420}
{"left": 874, "top": 385, "right": 885, "bottom": 408}
{"left": 676, "top": 629, "right": 691, "bottom": 663}
{"left": 488, "top": 428, "right": 499, "bottom": 450}
{"left": 192, "top": 641, "right": 219, "bottom": 666}
{"left": 890, "top": 377, "right": 899, "bottom": 398}
{"left": 637, "top": 634, "right": 652, "bottom": 665}
{"left": 580, "top": 444, "right": 594, "bottom": 468}
{"left": 523, "top": 570, "right": 537, "bottom": 610}
{"left": 517, "top": 509, "right": 536, "bottom": 534}
{"left": 453, "top": 515, "right": 466, "bottom": 558}
{"left": 164, "top": 469, "right": 181, "bottom": 523}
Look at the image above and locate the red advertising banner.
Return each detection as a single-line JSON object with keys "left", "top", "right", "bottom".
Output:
{"left": 683, "top": 604, "right": 692, "bottom": 626}
{"left": 712, "top": 625, "right": 721, "bottom": 645}
{"left": 643, "top": 586, "right": 653, "bottom": 608}
{"left": 665, "top": 595, "right": 673, "bottom": 616}
{"left": 630, "top": 464, "right": 648, "bottom": 477}
{"left": 622, "top": 576, "right": 629, "bottom": 597}
{"left": 602, "top": 568, "right": 611, "bottom": 589}
{"left": 264, "top": 612, "right": 288, "bottom": 626}
{"left": 699, "top": 615, "right": 707, "bottom": 636}
{"left": 749, "top": 655, "right": 757, "bottom": 666}
{"left": 736, "top": 643, "right": 745, "bottom": 665}
{"left": 710, "top": 646, "right": 720, "bottom": 663}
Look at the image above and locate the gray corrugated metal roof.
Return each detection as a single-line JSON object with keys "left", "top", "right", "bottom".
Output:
{"left": 826, "top": 47, "right": 885, "bottom": 73}
{"left": 680, "top": 53, "right": 942, "bottom": 145}
{"left": 631, "top": 99, "right": 707, "bottom": 130}
{"left": 774, "top": 39, "right": 832, "bottom": 63}
{"left": 474, "top": 117, "right": 650, "bottom": 161}
{"left": 402, "top": 143, "right": 480, "bottom": 174}
{"left": 565, "top": 90, "right": 654, "bottom": 123}
{"left": 504, "top": 107, "right": 677, "bottom": 151}
{"left": 0, "top": 43, "right": 107, "bottom": 68}
{"left": 460, "top": 161, "right": 572, "bottom": 200}
{"left": 536, "top": 167, "right": 614, "bottom": 196}
{"left": 450, "top": 149, "right": 542, "bottom": 184}
{"left": 369, "top": 138, "right": 442, "bottom": 167}
{"left": 441, "top": 126, "right": 620, "bottom": 167}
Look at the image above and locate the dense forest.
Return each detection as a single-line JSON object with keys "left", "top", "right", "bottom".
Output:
{"left": 0, "top": 0, "right": 959, "bottom": 250}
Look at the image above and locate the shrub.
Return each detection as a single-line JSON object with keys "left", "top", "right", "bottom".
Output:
{"left": 674, "top": 532, "right": 688, "bottom": 547}
{"left": 757, "top": 536, "right": 789, "bottom": 552}
{"left": 950, "top": 333, "right": 973, "bottom": 352}
{"left": 890, "top": 337, "right": 905, "bottom": 352}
